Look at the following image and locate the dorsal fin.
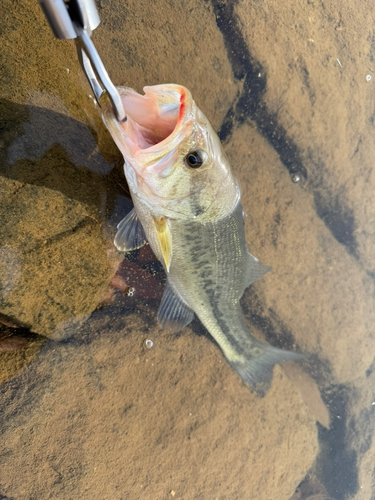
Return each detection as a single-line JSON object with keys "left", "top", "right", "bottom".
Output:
{"left": 157, "top": 283, "right": 194, "bottom": 333}
{"left": 114, "top": 209, "right": 147, "bottom": 252}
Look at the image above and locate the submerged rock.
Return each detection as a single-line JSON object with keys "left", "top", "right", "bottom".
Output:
{"left": 0, "top": 176, "right": 115, "bottom": 339}
{"left": 0, "top": 310, "right": 318, "bottom": 500}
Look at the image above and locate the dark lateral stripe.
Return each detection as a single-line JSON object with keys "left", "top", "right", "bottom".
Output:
{"left": 210, "top": 0, "right": 358, "bottom": 259}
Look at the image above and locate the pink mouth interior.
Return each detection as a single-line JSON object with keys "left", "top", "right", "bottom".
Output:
{"left": 120, "top": 92, "right": 180, "bottom": 150}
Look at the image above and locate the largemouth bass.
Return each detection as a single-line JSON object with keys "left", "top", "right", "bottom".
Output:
{"left": 101, "top": 84, "right": 302, "bottom": 387}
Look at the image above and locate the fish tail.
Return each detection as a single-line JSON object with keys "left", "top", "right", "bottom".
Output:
{"left": 228, "top": 342, "right": 304, "bottom": 387}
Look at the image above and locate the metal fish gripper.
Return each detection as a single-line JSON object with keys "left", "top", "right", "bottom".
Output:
{"left": 38, "top": 0, "right": 126, "bottom": 122}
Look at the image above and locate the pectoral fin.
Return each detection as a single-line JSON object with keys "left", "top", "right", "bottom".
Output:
{"left": 114, "top": 208, "right": 147, "bottom": 252}
{"left": 154, "top": 217, "right": 172, "bottom": 272}
{"left": 157, "top": 283, "right": 194, "bottom": 333}
{"left": 246, "top": 252, "right": 271, "bottom": 287}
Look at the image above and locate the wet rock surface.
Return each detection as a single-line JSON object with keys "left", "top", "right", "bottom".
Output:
{"left": 1, "top": 0, "right": 375, "bottom": 498}
{"left": 0, "top": 309, "right": 317, "bottom": 500}
{"left": 0, "top": 176, "right": 114, "bottom": 338}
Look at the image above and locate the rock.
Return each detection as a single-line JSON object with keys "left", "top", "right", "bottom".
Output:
{"left": 2, "top": 0, "right": 375, "bottom": 496}
{"left": 226, "top": 123, "right": 375, "bottom": 385}
{"left": 0, "top": 176, "right": 114, "bottom": 338}
{"left": 0, "top": 310, "right": 318, "bottom": 500}
{"left": 236, "top": 0, "right": 375, "bottom": 268}
{"left": 344, "top": 367, "right": 375, "bottom": 500}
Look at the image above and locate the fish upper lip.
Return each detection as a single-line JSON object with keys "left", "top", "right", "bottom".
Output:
{"left": 104, "top": 85, "right": 191, "bottom": 158}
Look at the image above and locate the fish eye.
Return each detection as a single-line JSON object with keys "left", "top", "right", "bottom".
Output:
{"left": 185, "top": 150, "right": 204, "bottom": 168}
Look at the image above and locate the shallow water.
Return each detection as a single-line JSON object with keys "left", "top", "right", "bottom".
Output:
{"left": 1, "top": 0, "right": 375, "bottom": 499}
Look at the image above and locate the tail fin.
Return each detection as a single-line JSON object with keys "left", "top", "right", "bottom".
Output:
{"left": 228, "top": 344, "right": 304, "bottom": 388}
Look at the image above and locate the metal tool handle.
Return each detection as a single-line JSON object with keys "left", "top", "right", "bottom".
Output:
{"left": 38, "top": 0, "right": 126, "bottom": 122}
{"left": 38, "top": 0, "right": 100, "bottom": 39}
{"left": 76, "top": 27, "right": 126, "bottom": 122}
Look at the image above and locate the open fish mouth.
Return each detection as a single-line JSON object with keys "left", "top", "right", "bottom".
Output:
{"left": 101, "top": 84, "right": 193, "bottom": 163}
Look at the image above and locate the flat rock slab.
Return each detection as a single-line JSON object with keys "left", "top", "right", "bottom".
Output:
{"left": 0, "top": 177, "right": 114, "bottom": 338}
{"left": 0, "top": 309, "right": 318, "bottom": 500}
{"left": 1, "top": 0, "right": 375, "bottom": 498}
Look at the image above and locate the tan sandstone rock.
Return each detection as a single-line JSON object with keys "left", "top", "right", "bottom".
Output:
{"left": 0, "top": 312, "right": 318, "bottom": 500}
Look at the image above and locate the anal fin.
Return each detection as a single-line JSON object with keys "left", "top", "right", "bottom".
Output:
{"left": 114, "top": 208, "right": 147, "bottom": 252}
{"left": 157, "top": 284, "right": 194, "bottom": 333}
{"left": 246, "top": 252, "right": 271, "bottom": 287}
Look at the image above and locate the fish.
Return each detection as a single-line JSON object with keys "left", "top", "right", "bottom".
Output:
{"left": 101, "top": 84, "right": 303, "bottom": 387}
